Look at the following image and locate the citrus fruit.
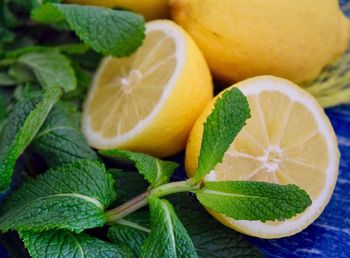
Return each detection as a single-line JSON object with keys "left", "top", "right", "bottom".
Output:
{"left": 82, "top": 20, "right": 213, "bottom": 157}
{"left": 185, "top": 76, "right": 340, "bottom": 238}
{"left": 66, "top": 0, "right": 169, "bottom": 20}
{"left": 170, "top": 0, "right": 350, "bottom": 84}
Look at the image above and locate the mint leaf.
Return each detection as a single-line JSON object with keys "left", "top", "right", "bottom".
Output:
{"left": 6, "top": 43, "right": 89, "bottom": 59}
{"left": 0, "top": 160, "right": 116, "bottom": 233}
{"left": 108, "top": 211, "right": 150, "bottom": 257}
{"left": 21, "top": 229, "right": 133, "bottom": 258}
{"left": 31, "top": 102, "right": 98, "bottom": 168}
{"left": 6, "top": 46, "right": 53, "bottom": 59}
{"left": 171, "top": 194, "right": 263, "bottom": 258}
{"left": 0, "top": 72, "right": 16, "bottom": 86}
{"left": 32, "top": 3, "right": 145, "bottom": 57}
{"left": 0, "top": 94, "right": 7, "bottom": 125}
{"left": 193, "top": 88, "right": 250, "bottom": 183}
{"left": 0, "top": 87, "right": 62, "bottom": 191}
{"left": 18, "top": 50, "right": 77, "bottom": 92}
{"left": 57, "top": 43, "right": 90, "bottom": 54}
{"left": 110, "top": 169, "right": 148, "bottom": 204}
{"left": 31, "top": 3, "right": 65, "bottom": 23}
{"left": 141, "top": 197, "right": 197, "bottom": 258}
{"left": 8, "top": 63, "right": 35, "bottom": 84}
{"left": 0, "top": 89, "right": 12, "bottom": 128}
{"left": 100, "top": 149, "right": 178, "bottom": 188}
{"left": 196, "top": 181, "right": 312, "bottom": 222}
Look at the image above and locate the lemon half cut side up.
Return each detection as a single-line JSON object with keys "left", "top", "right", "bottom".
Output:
{"left": 185, "top": 76, "right": 340, "bottom": 238}
{"left": 82, "top": 20, "right": 213, "bottom": 157}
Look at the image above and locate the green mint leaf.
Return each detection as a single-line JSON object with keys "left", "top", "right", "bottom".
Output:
{"left": 196, "top": 181, "right": 312, "bottom": 222}
{"left": 0, "top": 89, "right": 12, "bottom": 128}
{"left": 20, "top": 229, "right": 133, "bottom": 258}
{"left": 31, "top": 3, "right": 65, "bottom": 24}
{"left": 0, "top": 72, "right": 16, "bottom": 86}
{"left": 108, "top": 211, "right": 150, "bottom": 257}
{"left": 0, "top": 87, "right": 62, "bottom": 191}
{"left": 6, "top": 46, "right": 53, "bottom": 59}
{"left": 0, "top": 27, "right": 15, "bottom": 45}
{"left": 8, "top": 64, "right": 35, "bottom": 84}
{"left": 31, "top": 102, "right": 98, "bottom": 168}
{"left": 31, "top": 0, "right": 62, "bottom": 9}
{"left": 32, "top": 3, "right": 145, "bottom": 57}
{"left": 5, "top": 43, "right": 89, "bottom": 59}
{"left": 110, "top": 169, "right": 148, "bottom": 205}
{"left": 0, "top": 160, "right": 116, "bottom": 233}
{"left": 0, "top": 94, "right": 7, "bottom": 125}
{"left": 100, "top": 149, "right": 179, "bottom": 188}
{"left": 141, "top": 197, "right": 197, "bottom": 258}
{"left": 56, "top": 43, "right": 90, "bottom": 54}
{"left": 18, "top": 50, "right": 77, "bottom": 92}
{"left": 171, "top": 194, "right": 263, "bottom": 258}
{"left": 193, "top": 88, "right": 250, "bottom": 183}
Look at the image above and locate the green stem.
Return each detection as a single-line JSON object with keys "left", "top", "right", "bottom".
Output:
{"left": 150, "top": 180, "right": 199, "bottom": 197}
{"left": 105, "top": 180, "right": 200, "bottom": 224}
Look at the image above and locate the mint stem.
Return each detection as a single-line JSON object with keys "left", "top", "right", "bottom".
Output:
{"left": 105, "top": 192, "right": 148, "bottom": 223}
{"left": 105, "top": 180, "right": 200, "bottom": 224}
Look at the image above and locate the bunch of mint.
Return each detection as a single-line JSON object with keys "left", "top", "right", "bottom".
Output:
{"left": 0, "top": 1, "right": 312, "bottom": 257}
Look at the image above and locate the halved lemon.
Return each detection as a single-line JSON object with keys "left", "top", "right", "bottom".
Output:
{"left": 82, "top": 20, "right": 213, "bottom": 157}
{"left": 185, "top": 76, "right": 340, "bottom": 238}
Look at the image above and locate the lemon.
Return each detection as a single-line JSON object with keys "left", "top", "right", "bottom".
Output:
{"left": 82, "top": 20, "right": 213, "bottom": 157}
{"left": 170, "top": 0, "right": 350, "bottom": 84}
{"left": 65, "top": 0, "right": 169, "bottom": 20}
{"left": 185, "top": 76, "right": 340, "bottom": 238}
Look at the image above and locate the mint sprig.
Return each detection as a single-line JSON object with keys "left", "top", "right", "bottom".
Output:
{"left": 101, "top": 88, "right": 311, "bottom": 229}
{"left": 0, "top": 82, "right": 312, "bottom": 256}
{"left": 0, "top": 87, "right": 62, "bottom": 191}
{"left": 31, "top": 3, "right": 145, "bottom": 57}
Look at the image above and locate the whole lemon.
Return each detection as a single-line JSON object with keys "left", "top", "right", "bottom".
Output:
{"left": 65, "top": 0, "right": 169, "bottom": 20}
{"left": 170, "top": 0, "right": 350, "bottom": 84}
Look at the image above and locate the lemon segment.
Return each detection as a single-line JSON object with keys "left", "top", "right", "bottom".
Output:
{"left": 82, "top": 20, "right": 213, "bottom": 157}
{"left": 185, "top": 76, "right": 339, "bottom": 238}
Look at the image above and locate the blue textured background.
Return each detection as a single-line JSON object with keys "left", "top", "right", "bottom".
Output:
{"left": 1, "top": 1, "right": 350, "bottom": 257}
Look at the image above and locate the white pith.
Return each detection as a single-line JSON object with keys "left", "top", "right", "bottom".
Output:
{"left": 82, "top": 20, "right": 186, "bottom": 148}
{"left": 206, "top": 76, "right": 339, "bottom": 238}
